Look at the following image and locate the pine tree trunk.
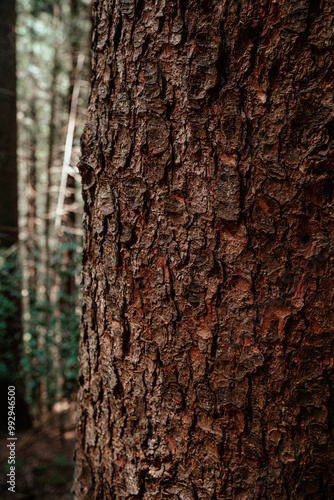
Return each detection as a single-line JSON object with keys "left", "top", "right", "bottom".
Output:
{"left": 74, "top": 0, "right": 334, "bottom": 497}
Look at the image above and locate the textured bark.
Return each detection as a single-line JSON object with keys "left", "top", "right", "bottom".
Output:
{"left": 75, "top": 0, "right": 334, "bottom": 498}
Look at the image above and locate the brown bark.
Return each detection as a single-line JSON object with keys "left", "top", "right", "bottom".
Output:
{"left": 75, "top": 0, "right": 334, "bottom": 498}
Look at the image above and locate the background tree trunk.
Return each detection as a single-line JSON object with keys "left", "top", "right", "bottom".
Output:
{"left": 0, "top": 4, "right": 18, "bottom": 249}
{"left": 0, "top": 0, "right": 31, "bottom": 432}
{"left": 75, "top": 0, "right": 334, "bottom": 497}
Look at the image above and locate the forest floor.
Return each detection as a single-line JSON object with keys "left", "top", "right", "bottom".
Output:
{"left": 0, "top": 400, "right": 76, "bottom": 499}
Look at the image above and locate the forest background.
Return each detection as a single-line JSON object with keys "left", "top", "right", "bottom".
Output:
{"left": 0, "top": 1, "right": 91, "bottom": 497}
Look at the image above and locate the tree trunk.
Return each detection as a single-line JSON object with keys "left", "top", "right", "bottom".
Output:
{"left": 0, "top": 0, "right": 31, "bottom": 431}
{"left": 0, "top": 4, "right": 18, "bottom": 248}
{"left": 74, "top": 0, "right": 334, "bottom": 498}
{"left": 27, "top": 97, "right": 37, "bottom": 296}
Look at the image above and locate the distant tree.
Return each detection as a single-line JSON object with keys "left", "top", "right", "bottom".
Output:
{"left": 0, "top": 6, "right": 18, "bottom": 249}
{"left": 0, "top": 1, "right": 30, "bottom": 431}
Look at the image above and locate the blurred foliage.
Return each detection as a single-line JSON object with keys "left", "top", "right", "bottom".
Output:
{"left": 0, "top": 242, "right": 81, "bottom": 406}
{"left": 22, "top": 239, "right": 82, "bottom": 406}
{"left": 0, "top": 248, "right": 21, "bottom": 382}
{"left": 31, "top": 0, "right": 55, "bottom": 16}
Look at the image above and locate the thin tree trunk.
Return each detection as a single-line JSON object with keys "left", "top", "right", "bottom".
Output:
{"left": 40, "top": 5, "right": 62, "bottom": 417}
{"left": 75, "top": 0, "right": 334, "bottom": 498}
{"left": 69, "top": 0, "right": 80, "bottom": 96}
{"left": 45, "top": 24, "right": 59, "bottom": 308}
{"left": 25, "top": 92, "right": 39, "bottom": 410}
{"left": 27, "top": 98, "right": 37, "bottom": 295}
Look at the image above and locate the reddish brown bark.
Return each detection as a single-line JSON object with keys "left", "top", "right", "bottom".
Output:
{"left": 75, "top": 0, "right": 334, "bottom": 498}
